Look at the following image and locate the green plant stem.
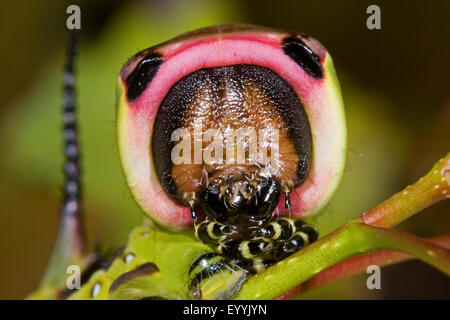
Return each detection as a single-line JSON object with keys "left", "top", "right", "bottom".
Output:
{"left": 277, "top": 235, "right": 450, "bottom": 300}
{"left": 235, "top": 221, "right": 450, "bottom": 300}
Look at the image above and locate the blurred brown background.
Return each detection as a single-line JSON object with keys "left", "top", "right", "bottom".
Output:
{"left": 0, "top": 0, "right": 448, "bottom": 299}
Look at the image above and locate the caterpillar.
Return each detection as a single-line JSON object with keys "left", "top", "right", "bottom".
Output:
{"left": 30, "top": 24, "right": 345, "bottom": 300}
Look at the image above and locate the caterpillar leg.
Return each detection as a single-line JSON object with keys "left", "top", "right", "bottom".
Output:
{"left": 230, "top": 220, "right": 319, "bottom": 273}
{"left": 194, "top": 220, "right": 231, "bottom": 245}
{"left": 255, "top": 217, "right": 296, "bottom": 241}
{"left": 293, "top": 219, "right": 319, "bottom": 243}
{"left": 231, "top": 258, "right": 276, "bottom": 274}
{"left": 270, "top": 219, "right": 319, "bottom": 260}
{"left": 193, "top": 215, "right": 319, "bottom": 275}
{"left": 217, "top": 239, "right": 272, "bottom": 260}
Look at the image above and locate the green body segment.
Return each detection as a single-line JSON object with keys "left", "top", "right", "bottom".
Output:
{"left": 30, "top": 222, "right": 247, "bottom": 300}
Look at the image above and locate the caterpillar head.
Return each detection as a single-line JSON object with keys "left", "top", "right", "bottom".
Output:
{"left": 116, "top": 24, "right": 346, "bottom": 230}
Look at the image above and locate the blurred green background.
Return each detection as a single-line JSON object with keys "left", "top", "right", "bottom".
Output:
{"left": 0, "top": 0, "right": 448, "bottom": 299}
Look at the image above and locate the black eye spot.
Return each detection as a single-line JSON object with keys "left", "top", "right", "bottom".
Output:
{"left": 282, "top": 37, "right": 323, "bottom": 79}
{"left": 126, "top": 53, "right": 163, "bottom": 101}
